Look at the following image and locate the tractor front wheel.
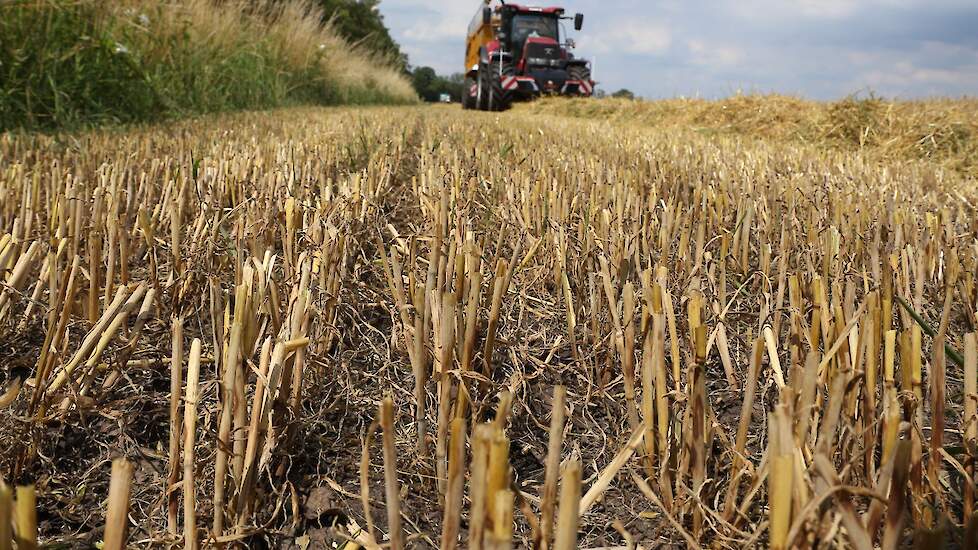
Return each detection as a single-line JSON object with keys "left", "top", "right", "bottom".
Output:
{"left": 567, "top": 64, "right": 592, "bottom": 96}
{"left": 488, "top": 61, "right": 514, "bottom": 111}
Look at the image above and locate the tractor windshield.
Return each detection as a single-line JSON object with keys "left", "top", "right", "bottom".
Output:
{"left": 510, "top": 14, "right": 559, "bottom": 57}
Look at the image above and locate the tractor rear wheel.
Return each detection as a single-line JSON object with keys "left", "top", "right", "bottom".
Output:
{"left": 488, "top": 61, "right": 515, "bottom": 111}
{"left": 462, "top": 76, "right": 476, "bottom": 109}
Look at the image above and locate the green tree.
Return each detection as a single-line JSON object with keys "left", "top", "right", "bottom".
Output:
{"left": 410, "top": 67, "right": 466, "bottom": 102}
{"left": 611, "top": 88, "right": 635, "bottom": 100}
{"left": 411, "top": 66, "right": 439, "bottom": 101}
{"left": 444, "top": 73, "right": 465, "bottom": 102}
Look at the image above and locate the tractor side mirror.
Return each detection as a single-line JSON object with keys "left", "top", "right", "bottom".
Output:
{"left": 574, "top": 13, "right": 584, "bottom": 30}
{"left": 483, "top": 7, "right": 492, "bottom": 25}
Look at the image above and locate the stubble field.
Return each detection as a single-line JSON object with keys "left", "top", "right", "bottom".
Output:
{"left": 1, "top": 101, "right": 977, "bottom": 549}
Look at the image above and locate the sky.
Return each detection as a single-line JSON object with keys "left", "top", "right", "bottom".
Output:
{"left": 377, "top": 0, "right": 978, "bottom": 99}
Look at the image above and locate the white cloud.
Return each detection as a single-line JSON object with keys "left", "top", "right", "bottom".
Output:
{"left": 402, "top": 19, "right": 464, "bottom": 43}
{"left": 687, "top": 39, "right": 744, "bottom": 66}
{"left": 581, "top": 18, "right": 672, "bottom": 56}
{"left": 386, "top": 1, "right": 471, "bottom": 42}
{"left": 724, "top": 0, "right": 917, "bottom": 20}
{"left": 859, "top": 61, "right": 978, "bottom": 87}
{"left": 794, "top": 0, "right": 861, "bottom": 19}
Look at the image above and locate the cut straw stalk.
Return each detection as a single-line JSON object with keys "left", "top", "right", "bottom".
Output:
{"left": 436, "top": 293, "right": 457, "bottom": 495}
{"left": 621, "top": 283, "right": 640, "bottom": 431}
{"left": 883, "top": 423, "right": 912, "bottom": 550}
{"left": 650, "top": 305, "right": 672, "bottom": 507}
{"left": 379, "top": 397, "right": 403, "bottom": 550}
{"left": 440, "top": 418, "right": 467, "bottom": 550}
{"left": 379, "top": 240, "right": 428, "bottom": 453}
{"left": 485, "top": 489, "right": 514, "bottom": 550}
{"left": 639, "top": 279, "right": 656, "bottom": 480}
{"left": 560, "top": 272, "right": 579, "bottom": 361}
{"left": 213, "top": 320, "right": 242, "bottom": 538}
{"left": 236, "top": 338, "right": 273, "bottom": 528}
{"left": 552, "top": 459, "right": 582, "bottom": 550}
{"left": 14, "top": 485, "right": 36, "bottom": 550}
{"left": 167, "top": 317, "right": 183, "bottom": 536}
{"left": 0, "top": 482, "right": 12, "bottom": 550}
{"left": 539, "top": 385, "right": 567, "bottom": 549}
{"left": 44, "top": 284, "right": 143, "bottom": 397}
{"left": 183, "top": 339, "right": 202, "bottom": 550}
{"left": 965, "top": 333, "right": 977, "bottom": 522}
{"left": 469, "top": 424, "right": 491, "bottom": 550}
{"left": 768, "top": 405, "right": 793, "bottom": 550}
{"left": 578, "top": 425, "right": 645, "bottom": 516}
{"left": 482, "top": 258, "right": 510, "bottom": 379}
{"left": 0, "top": 241, "right": 40, "bottom": 321}
{"left": 469, "top": 420, "right": 511, "bottom": 550}
{"left": 360, "top": 420, "right": 378, "bottom": 541}
{"left": 689, "top": 323, "right": 707, "bottom": 540}
{"left": 30, "top": 254, "right": 80, "bottom": 412}
{"left": 104, "top": 458, "right": 133, "bottom": 550}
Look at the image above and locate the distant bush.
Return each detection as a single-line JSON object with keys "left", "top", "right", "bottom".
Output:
{"left": 0, "top": 0, "right": 417, "bottom": 131}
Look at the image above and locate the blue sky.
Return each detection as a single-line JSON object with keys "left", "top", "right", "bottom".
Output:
{"left": 377, "top": 0, "right": 978, "bottom": 99}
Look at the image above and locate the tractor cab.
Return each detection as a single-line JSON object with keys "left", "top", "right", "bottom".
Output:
{"left": 505, "top": 9, "right": 560, "bottom": 62}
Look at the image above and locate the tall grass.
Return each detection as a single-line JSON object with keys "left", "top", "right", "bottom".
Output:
{"left": 0, "top": 0, "right": 417, "bottom": 130}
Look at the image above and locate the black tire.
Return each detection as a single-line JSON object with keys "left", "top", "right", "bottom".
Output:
{"left": 462, "top": 76, "right": 476, "bottom": 109}
{"left": 476, "top": 69, "right": 489, "bottom": 111}
{"left": 487, "top": 59, "right": 515, "bottom": 111}
{"left": 567, "top": 64, "right": 592, "bottom": 95}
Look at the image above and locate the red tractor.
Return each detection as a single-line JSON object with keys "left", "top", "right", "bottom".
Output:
{"left": 463, "top": 1, "right": 593, "bottom": 111}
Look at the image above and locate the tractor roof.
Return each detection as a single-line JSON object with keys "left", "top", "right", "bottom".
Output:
{"left": 502, "top": 4, "right": 565, "bottom": 15}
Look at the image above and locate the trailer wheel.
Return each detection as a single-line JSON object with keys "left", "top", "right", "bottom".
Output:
{"left": 476, "top": 69, "right": 489, "bottom": 111}
{"left": 462, "top": 76, "right": 476, "bottom": 110}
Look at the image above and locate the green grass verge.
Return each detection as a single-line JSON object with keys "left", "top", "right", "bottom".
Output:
{"left": 0, "top": 0, "right": 417, "bottom": 131}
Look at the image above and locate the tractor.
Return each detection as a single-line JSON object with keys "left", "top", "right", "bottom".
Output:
{"left": 463, "top": 1, "right": 593, "bottom": 111}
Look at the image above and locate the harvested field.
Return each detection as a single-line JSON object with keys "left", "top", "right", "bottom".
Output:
{"left": 524, "top": 95, "right": 978, "bottom": 178}
{"left": 1, "top": 101, "right": 977, "bottom": 548}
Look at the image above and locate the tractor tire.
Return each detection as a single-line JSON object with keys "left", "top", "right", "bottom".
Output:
{"left": 476, "top": 69, "right": 489, "bottom": 111}
{"left": 567, "top": 64, "right": 592, "bottom": 95}
{"left": 462, "top": 76, "right": 476, "bottom": 110}
{"left": 487, "top": 60, "right": 515, "bottom": 111}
